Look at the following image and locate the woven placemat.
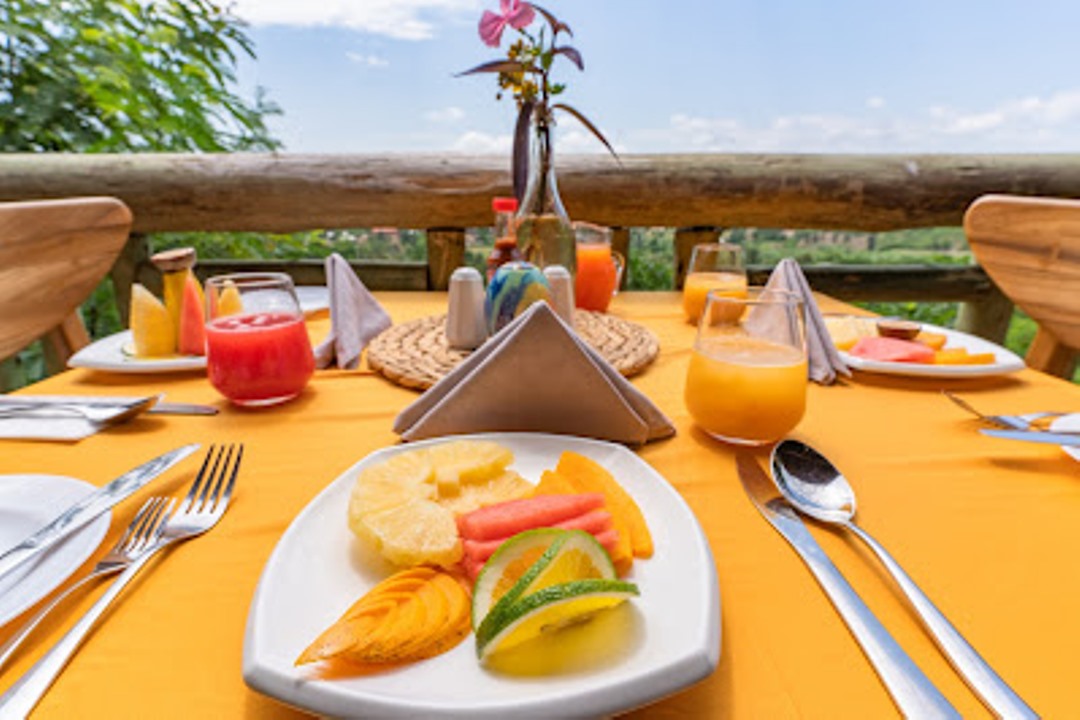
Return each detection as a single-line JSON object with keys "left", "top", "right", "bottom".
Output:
{"left": 367, "top": 311, "right": 660, "bottom": 390}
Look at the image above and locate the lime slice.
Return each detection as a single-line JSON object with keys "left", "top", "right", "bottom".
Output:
{"left": 475, "top": 578, "right": 639, "bottom": 661}
{"left": 471, "top": 528, "right": 615, "bottom": 630}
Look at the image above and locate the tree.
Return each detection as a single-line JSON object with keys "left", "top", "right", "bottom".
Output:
{"left": 0, "top": 0, "right": 280, "bottom": 152}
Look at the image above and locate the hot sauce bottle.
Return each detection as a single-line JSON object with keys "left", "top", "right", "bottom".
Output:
{"left": 486, "top": 197, "right": 523, "bottom": 282}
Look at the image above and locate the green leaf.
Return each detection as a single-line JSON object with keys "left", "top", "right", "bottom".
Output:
{"left": 456, "top": 59, "right": 533, "bottom": 76}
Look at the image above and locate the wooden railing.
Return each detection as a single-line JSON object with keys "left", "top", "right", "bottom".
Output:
{"left": 4, "top": 152, "right": 1080, "bottom": 340}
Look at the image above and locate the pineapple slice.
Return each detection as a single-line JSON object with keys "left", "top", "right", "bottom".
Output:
{"left": 348, "top": 441, "right": 527, "bottom": 568}
{"left": 427, "top": 440, "right": 514, "bottom": 494}
{"left": 437, "top": 470, "right": 533, "bottom": 515}
{"left": 352, "top": 498, "right": 462, "bottom": 569}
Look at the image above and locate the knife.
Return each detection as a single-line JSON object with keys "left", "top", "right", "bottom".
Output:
{"left": 0, "top": 443, "right": 199, "bottom": 589}
{"left": 736, "top": 453, "right": 960, "bottom": 718}
{"left": 148, "top": 402, "right": 218, "bottom": 416}
{"left": 979, "top": 429, "right": 1080, "bottom": 446}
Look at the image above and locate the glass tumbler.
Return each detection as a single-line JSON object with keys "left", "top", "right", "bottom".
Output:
{"left": 573, "top": 222, "right": 625, "bottom": 312}
{"left": 684, "top": 287, "right": 807, "bottom": 445}
{"left": 204, "top": 273, "right": 315, "bottom": 407}
{"left": 682, "top": 242, "right": 748, "bottom": 324}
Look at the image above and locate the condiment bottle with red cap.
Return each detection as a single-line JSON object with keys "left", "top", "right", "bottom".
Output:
{"left": 486, "top": 197, "right": 523, "bottom": 282}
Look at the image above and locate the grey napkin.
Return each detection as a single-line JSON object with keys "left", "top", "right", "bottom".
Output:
{"left": 314, "top": 253, "right": 392, "bottom": 370}
{"left": 761, "top": 258, "right": 850, "bottom": 385}
{"left": 0, "top": 395, "right": 151, "bottom": 441}
{"left": 393, "top": 302, "right": 675, "bottom": 445}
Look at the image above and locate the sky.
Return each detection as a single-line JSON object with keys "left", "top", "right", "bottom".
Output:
{"left": 231, "top": 0, "right": 1080, "bottom": 155}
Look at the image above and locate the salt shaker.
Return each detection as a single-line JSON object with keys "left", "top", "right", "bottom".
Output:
{"left": 446, "top": 267, "right": 487, "bottom": 350}
{"left": 543, "top": 265, "right": 575, "bottom": 325}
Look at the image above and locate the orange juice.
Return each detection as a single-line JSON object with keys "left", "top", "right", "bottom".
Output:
{"left": 575, "top": 244, "right": 619, "bottom": 311}
{"left": 685, "top": 334, "right": 807, "bottom": 443}
{"left": 683, "top": 271, "right": 748, "bottom": 323}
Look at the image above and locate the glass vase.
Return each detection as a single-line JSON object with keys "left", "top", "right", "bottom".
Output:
{"left": 515, "top": 105, "right": 576, "bottom": 275}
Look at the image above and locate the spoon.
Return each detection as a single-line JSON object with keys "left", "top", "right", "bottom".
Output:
{"left": 770, "top": 440, "right": 1037, "bottom": 720}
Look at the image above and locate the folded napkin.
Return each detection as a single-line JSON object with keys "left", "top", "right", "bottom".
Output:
{"left": 314, "top": 253, "right": 392, "bottom": 370}
{"left": 760, "top": 258, "right": 850, "bottom": 385}
{"left": 393, "top": 302, "right": 675, "bottom": 445}
{"left": 0, "top": 395, "right": 152, "bottom": 442}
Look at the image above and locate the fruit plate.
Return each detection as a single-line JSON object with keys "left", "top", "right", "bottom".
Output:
{"left": 243, "top": 433, "right": 721, "bottom": 719}
{"left": 67, "top": 330, "right": 207, "bottom": 374}
{"left": 836, "top": 320, "right": 1026, "bottom": 378}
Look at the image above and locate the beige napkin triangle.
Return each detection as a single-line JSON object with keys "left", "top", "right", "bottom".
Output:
{"left": 761, "top": 258, "right": 850, "bottom": 384}
{"left": 393, "top": 302, "right": 675, "bottom": 445}
{"left": 314, "top": 253, "right": 392, "bottom": 370}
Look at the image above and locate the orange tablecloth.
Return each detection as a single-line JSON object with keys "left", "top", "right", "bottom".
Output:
{"left": 1, "top": 292, "right": 1078, "bottom": 718}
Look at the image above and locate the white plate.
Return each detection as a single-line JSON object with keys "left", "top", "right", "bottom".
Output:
{"left": 1051, "top": 414, "right": 1080, "bottom": 462}
{"left": 67, "top": 288, "right": 329, "bottom": 374}
{"left": 243, "top": 433, "right": 720, "bottom": 720}
{"left": 67, "top": 331, "right": 207, "bottom": 374}
{"left": 838, "top": 321, "right": 1026, "bottom": 378}
{"left": 0, "top": 475, "right": 111, "bottom": 627}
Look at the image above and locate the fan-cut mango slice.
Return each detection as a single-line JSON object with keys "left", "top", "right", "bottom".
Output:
{"left": 297, "top": 567, "right": 470, "bottom": 667}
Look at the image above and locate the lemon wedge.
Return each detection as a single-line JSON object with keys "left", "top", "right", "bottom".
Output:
{"left": 475, "top": 578, "right": 638, "bottom": 661}
{"left": 471, "top": 528, "right": 615, "bottom": 631}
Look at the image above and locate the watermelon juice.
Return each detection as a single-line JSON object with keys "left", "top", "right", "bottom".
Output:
{"left": 205, "top": 311, "right": 314, "bottom": 405}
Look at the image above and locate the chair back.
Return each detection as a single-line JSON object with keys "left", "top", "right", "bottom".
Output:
{"left": 964, "top": 194, "right": 1080, "bottom": 378}
{"left": 0, "top": 197, "right": 132, "bottom": 363}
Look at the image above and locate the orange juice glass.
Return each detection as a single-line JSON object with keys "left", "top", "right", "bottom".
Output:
{"left": 685, "top": 288, "right": 807, "bottom": 445}
{"left": 573, "top": 222, "right": 624, "bottom": 312}
{"left": 682, "top": 243, "right": 747, "bottom": 323}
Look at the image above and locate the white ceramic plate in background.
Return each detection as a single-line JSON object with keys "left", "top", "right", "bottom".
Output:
{"left": 67, "top": 331, "right": 207, "bottom": 374}
{"left": 1050, "top": 414, "right": 1080, "bottom": 462}
{"left": 67, "top": 287, "right": 329, "bottom": 374}
{"left": 0, "top": 474, "right": 110, "bottom": 627}
{"left": 243, "top": 433, "right": 720, "bottom": 720}
{"left": 837, "top": 321, "right": 1026, "bottom": 378}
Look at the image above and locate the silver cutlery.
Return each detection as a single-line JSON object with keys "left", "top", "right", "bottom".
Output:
{"left": 736, "top": 453, "right": 960, "bottom": 718}
{"left": 978, "top": 428, "right": 1080, "bottom": 446}
{"left": 0, "top": 444, "right": 199, "bottom": 589}
{"left": 0, "top": 396, "right": 218, "bottom": 422}
{"left": 943, "top": 390, "right": 1068, "bottom": 431}
{"left": 0, "top": 497, "right": 170, "bottom": 674}
{"left": 771, "top": 440, "right": 1037, "bottom": 719}
{"left": 0, "top": 444, "right": 241, "bottom": 717}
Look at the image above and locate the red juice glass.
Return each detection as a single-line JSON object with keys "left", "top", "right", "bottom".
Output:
{"left": 204, "top": 273, "right": 314, "bottom": 406}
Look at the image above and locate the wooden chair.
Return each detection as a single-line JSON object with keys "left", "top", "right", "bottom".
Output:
{"left": 963, "top": 194, "right": 1080, "bottom": 378}
{"left": 0, "top": 197, "right": 132, "bottom": 367}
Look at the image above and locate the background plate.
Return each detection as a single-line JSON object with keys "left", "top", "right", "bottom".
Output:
{"left": 0, "top": 474, "right": 111, "bottom": 627}
{"left": 838, "top": 321, "right": 1026, "bottom": 378}
{"left": 1051, "top": 414, "right": 1080, "bottom": 462}
{"left": 243, "top": 433, "right": 720, "bottom": 719}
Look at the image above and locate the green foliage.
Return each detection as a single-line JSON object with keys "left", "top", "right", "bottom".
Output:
{"left": 0, "top": 0, "right": 280, "bottom": 152}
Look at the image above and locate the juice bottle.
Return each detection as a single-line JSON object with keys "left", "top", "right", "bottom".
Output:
{"left": 573, "top": 222, "right": 623, "bottom": 312}
{"left": 486, "top": 197, "right": 523, "bottom": 282}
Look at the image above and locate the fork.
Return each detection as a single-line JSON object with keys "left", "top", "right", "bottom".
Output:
{"left": 0, "top": 497, "right": 170, "bottom": 674}
{"left": 0, "top": 444, "right": 242, "bottom": 717}
{"left": 942, "top": 391, "right": 1070, "bottom": 431}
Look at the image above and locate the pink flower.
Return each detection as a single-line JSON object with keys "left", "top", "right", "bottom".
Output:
{"left": 479, "top": 0, "right": 536, "bottom": 48}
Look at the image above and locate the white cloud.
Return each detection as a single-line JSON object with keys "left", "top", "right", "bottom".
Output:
{"left": 426, "top": 106, "right": 466, "bottom": 123}
{"left": 230, "top": 0, "right": 481, "bottom": 40}
{"left": 643, "top": 89, "right": 1080, "bottom": 153}
{"left": 345, "top": 52, "right": 389, "bottom": 67}
{"left": 866, "top": 96, "right": 886, "bottom": 110}
{"left": 451, "top": 130, "right": 511, "bottom": 154}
